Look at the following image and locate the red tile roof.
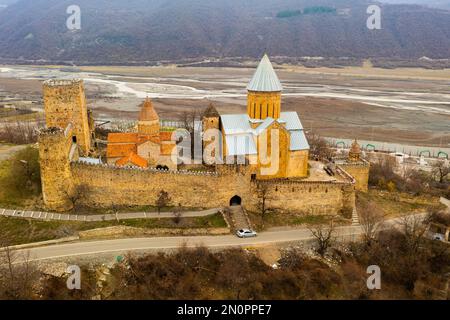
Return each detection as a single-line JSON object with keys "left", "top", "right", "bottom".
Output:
{"left": 115, "top": 152, "right": 148, "bottom": 168}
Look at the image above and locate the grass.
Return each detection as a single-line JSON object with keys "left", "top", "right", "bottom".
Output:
{"left": 0, "top": 213, "right": 227, "bottom": 246}
{"left": 0, "top": 112, "right": 44, "bottom": 122}
{"left": 356, "top": 189, "right": 443, "bottom": 218}
{"left": 247, "top": 211, "right": 348, "bottom": 231}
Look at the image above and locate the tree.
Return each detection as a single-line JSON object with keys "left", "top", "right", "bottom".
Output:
{"left": 359, "top": 202, "right": 384, "bottom": 245}
{"left": 431, "top": 160, "right": 449, "bottom": 183}
{"left": 66, "top": 184, "right": 88, "bottom": 210}
{"left": 256, "top": 184, "right": 272, "bottom": 227}
{"left": 0, "top": 234, "right": 39, "bottom": 299}
{"left": 172, "top": 205, "right": 182, "bottom": 224}
{"left": 180, "top": 108, "right": 199, "bottom": 159}
{"left": 156, "top": 190, "right": 171, "bottom": 214}
{"left": 305, "top": 133, "right": 335, "bottom": 161}
{"left": 309, "top": 221, "right": 335, "bottom": 257}
{"left": 400, "top": 214, "right": 428, "bottom": 254}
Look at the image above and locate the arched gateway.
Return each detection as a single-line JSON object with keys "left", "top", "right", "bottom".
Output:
{"left": 229, "top": 195, "right": 242, "bottom": 206}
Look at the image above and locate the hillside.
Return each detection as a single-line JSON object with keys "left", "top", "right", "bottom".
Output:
{"left": 0, "top": 0, "right": 449, "bottom": 64}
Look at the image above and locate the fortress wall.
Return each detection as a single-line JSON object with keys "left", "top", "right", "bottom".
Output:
{"left": 70, "top": 163, "right": 253, "bottom": 209}
{"left": 38, "top": 126, "right": 76, "bottom": 211}
{"left": 339, "top": 162, "right": 370, "bottom": 192}
{"left": 256, "top": 180, "right": 355, "bottom": 215}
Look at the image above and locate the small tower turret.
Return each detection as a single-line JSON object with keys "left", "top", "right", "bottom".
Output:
{"left": 138, "top": 98, "right": 160, "bottom": 136}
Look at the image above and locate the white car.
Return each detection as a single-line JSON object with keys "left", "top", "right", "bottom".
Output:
{"left": 433, "top": 233, "right": 445, "bottom": 241}
{"left": 236, "top": 229, "right": 257, "bottom": 238}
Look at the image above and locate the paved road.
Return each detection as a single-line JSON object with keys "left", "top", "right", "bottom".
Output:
{"left": 18, "top": 225, "right": 363, "bottom": 262}
{"left": 13, "top": 214, "right": 423, "bottom": 262}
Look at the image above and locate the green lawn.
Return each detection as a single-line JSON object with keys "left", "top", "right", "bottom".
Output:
{"left": 0, "top": 213, "right": 227, "bottom": 246}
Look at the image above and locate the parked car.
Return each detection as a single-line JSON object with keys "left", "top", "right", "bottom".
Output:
{"left": 236, "top": 229, "right": 257, "bottom": 238}
{"left": 433, "top": 233, "right": 445, "bottom": 241}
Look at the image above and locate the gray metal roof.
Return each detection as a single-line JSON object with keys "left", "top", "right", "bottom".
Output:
{"left": 279, "top": 112, "right": 304, "bottom": 130}
{"left": 290, "top": 130, "right": 310, "bottom": 151}
{"left": 220, "top": 112, "right": 309, "bottom": 155}
{"left": 225, "top": 134, "right": 257, "bottom": 156}
{"left": 247, "top": 54, "right": 283, "bottom": 92}
{"left": 221, "top": 114, "right": 252, "bottom": 135}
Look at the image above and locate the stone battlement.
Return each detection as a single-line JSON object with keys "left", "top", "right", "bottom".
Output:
{"left": 72, "top": 160, "right": 219, "bottom": 176}
{"left": 44, "top": 79, "right": 83, "bottom": 87}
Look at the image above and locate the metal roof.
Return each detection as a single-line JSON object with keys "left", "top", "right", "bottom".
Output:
{"left": 279, "top": 112, "right": 304, "bottom": 130}
{"left": 79, "top": 157, "right": 102, "bottom": 165}
{"left": 247, "top": 54, "right": 283, "bottom": 92}
{"left": 221, "top": 114, "right": 252, "bottom": 135}
{"left": 225, "top": 134, "right": 257, "bottom": 156}
{"left": 220, "top": 112, "right": 309, "bottom": 155}
{"left": 290, "top": 130, "right": 310, "bottom": 151}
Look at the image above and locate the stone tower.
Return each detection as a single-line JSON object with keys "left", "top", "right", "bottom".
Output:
{"left": 202, "top": 103, "right": 220, "bottom": 162}
{"left": 138, "top": 98, "right": 160, "bottom": 136}
{"left": 348, "top": 139, "right": 362, "bottom": 162}
{"left": 247, "top": 54, "right": 283, "bottom": 120}
{"left": 43, "top": 79, "right": 92, "bottom": 155}
{"left": 38, "top": 127, "right": 75, "bottom": 212}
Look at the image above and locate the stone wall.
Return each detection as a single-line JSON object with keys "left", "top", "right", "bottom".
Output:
{"left": 40, "top": 132, "right": 355, "bottom": 215}
{"left": 340, "top": 161, "right": 370, "bottom": 192}
{"left": 256, "top": 179, "right": 355, "bottom": 215}
{"left": 71, "top": 162, "right": 254, "bottom": 209}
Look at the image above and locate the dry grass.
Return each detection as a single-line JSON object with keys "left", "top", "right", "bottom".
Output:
{"left": 356, "top": 189, "right": 443, "bottom": 219}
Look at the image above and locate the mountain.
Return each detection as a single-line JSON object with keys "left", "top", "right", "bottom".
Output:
{"left": 0, "top": 0, "right": 449, "bottom": 64}
{"left": 378, "top": 0, "right": 450, "bottom": 10}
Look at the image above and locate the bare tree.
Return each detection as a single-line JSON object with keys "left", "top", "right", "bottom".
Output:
{"left": 257, "top": 184, "right": 272, "bottom": 228}
{"left": 359, "top": 202, "right": 385, "bottom": 245}
{"left": 0, "top": 234, "right": 39, "bottom": 299}
{"left": 309, "top": 221, "right": 335, "bottom": 257}
{"left": 431, "top": 160, "right": 450, "bottom": 183}
{"left": 400, "top": 214, "right": 428, "bottom": 253}
{"left": 305, "top": 133, "right": 335, "bottom": 161}
{"left": 0, "top": 120, "right": 43, "bottom": 144}
{"left": 180, "top": 108, "right": 199, "bottom": 159}
{"left": 66, "top": 184, "right": 89, "bottom": 210}
{"left": 172, "top": 205, "right": 182, "bottom": 224}
{"left": 156, "top": 190, "right": 171, "bottom": 214}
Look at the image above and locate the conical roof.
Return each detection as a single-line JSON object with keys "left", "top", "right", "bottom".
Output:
{"left": 203, "top": 103, "right": 220, "bottom": 118}
{"left": 139, "top": 98, "right": 159, "bottom": 121}
{"left": 247, "top": 54, "right": 283, "bottom": 92}
{"left": 350, "top": 139, "right": 361, "bottom": 154}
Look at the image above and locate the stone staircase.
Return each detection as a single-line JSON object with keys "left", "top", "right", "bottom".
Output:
{"left": 351, "top": 207, "right": 360, "bottom": 226}
{"left": 225, "top": 205, "right": 253, "bottom": 231}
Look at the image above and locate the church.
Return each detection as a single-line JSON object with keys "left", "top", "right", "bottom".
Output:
{"left": 106, "top": 98, "right": 177, "bottom": 170}
{"left": 215, "top": 54, "right": 310, "bottom": 179}
{"left": 107, "top": 54, "right": 310, "bottom": 180}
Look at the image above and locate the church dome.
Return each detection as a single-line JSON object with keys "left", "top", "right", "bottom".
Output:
{"left": 348, "top": 139, "right": 362, "bottom": 162}
{"left": 139, "top": 98, "right": 159, "bottom": 122}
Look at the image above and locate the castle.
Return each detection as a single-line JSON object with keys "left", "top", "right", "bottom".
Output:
{"left": 38, "top": 55, "right": 369, "bottom": 217}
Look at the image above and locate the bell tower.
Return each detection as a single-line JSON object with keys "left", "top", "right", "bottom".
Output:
{"left": 138, "top": 98, "right": 160, "bottom": 137}
{"left": 247, "top": 54, "right": 283, "bottom": 120}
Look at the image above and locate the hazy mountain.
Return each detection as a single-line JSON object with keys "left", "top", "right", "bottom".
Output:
{"left": 378, "top": 0, "right": 450, "bottom": 10}
{"left": 0, "top": 0, "right": 449, "bottom": 64}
